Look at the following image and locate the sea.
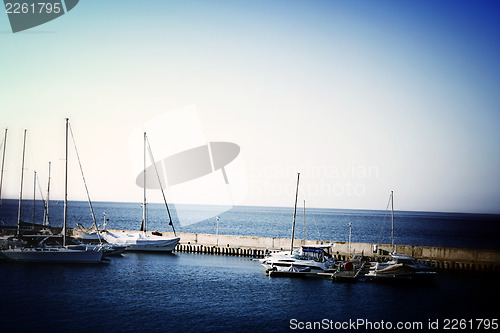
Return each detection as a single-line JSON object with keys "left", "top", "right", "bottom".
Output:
{"left": 1, "top": 199, "right": 499, "bottom": 250}
{"left": 1, "top": 200, "right": 499, "bottom": 332}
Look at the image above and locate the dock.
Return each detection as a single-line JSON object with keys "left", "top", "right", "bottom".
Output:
{"left": 69, "top": 229, "right": 500, "bottom": 272}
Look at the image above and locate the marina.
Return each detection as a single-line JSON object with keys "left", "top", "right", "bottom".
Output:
{"left": 0, "top": 121, "right": 498, "bottom": 329}
{"left": 1, "top": 195, "right": 499, "bottom": 331}
{"left": 2, "top": 0, "right": 500, "bottom": 331}
{"left": 168, "top": 231, "right": 500, "bottom": 273}
{"left": 3, "top": 226, "right": 499, "bottom": 273}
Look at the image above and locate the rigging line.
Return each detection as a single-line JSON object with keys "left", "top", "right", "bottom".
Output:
{"left": 145, "top": 135, "right": 176, "bottom": 236}
{"left": 0, "top": 128, "right": 7, "bottom": 205}
{"left": 34, "top": 171, "right": 47, "bottom": 220}
{"left": 33, "top": 169, "right": 46, "bottom": 202}
{"left": 304, "top": 203, "right": 322, "bottom": 241}
{"left": 297, "top": 184, "right": 321, "bottom": 241}
{"left": 376, "top": 194, "right": 392, "bottom": 244}
{"left": 24, "top": 138, "right": 44, "bottom": 204}
{"left": 68, "top": 122, "right": 98, "bottom": 230}
{"left": 301, "top": 196, "right": 321, "bottom": 242}
{"left": 311, "top": 214, "right": 322, "bottom": 241}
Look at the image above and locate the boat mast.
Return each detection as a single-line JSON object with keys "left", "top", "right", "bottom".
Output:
{"left": 33, "top": 171, "right": 36, "bottom": 228}
{"left": 63, "top": 119, "right": 69, "bottom": 247}
{"left": 349, "top": 222, "right": 352, "bottom": 257}
{"left": 216, "top": 216, "right": 220, "bottom": 247}
{"left": 140, "top": 132, "right": 147, "bottom": 232}
{"left": 43, "top": 162, "right": 51, "bottom": 226}
{"left": 16, "top": 129, "right": 27, "bottom": 236}
{"left": 290, "top": 172, "right": 300, "bottom": 254}
{"left": 391, "top": 190, "right": 394, "bottom": 253}
{"left": 303, "top": 200, "right": 306, "bottom": 243}
{"left": 0, "top": 128, "right": 7, "bottom": 205}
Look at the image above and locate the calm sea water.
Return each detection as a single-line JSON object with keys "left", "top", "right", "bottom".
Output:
{"left": 0, "top": 253, "right": 499, "bottom": 332}
{"left": 1, "top": 199, "right": 499, "bottom": 250}
{"left": 1, "top": 200, "right": 499, "bottom": 332}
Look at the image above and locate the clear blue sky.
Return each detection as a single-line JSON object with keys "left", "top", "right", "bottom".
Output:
{"left": 1, "top": 0, "right": 499, "bottom": 213}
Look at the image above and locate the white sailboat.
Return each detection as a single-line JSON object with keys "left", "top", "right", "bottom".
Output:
{"left": 0, "top": 245, "right": 104, "bottom": 263}
{"left": 1, "top": 119, "right": 105, "bottom": 263}
{"left": 366, "top": 191, "right": 437, "bottom": 281}
{"left": 101, "top": 132, "right": 180, "bottom": 252}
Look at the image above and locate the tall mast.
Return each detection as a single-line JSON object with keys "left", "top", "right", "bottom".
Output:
{"left": 391, "top": 190, "right": 394, "bottom": 253}
{"left": 0, "top": 128, "right": 7, "bottom": 204}
{"left": 33, "top": 171, "right": 36, "bottom": 227}
{"left": 17, "top": 129, "right": 27, "bottom": 236}
{"left": 349, "top": 222, "right": 352, "bottom": 258}
{"left": 290, "top": 172, "right": 300, "bottom": 254}
{"left": 303, "top": 200, "right": 306, "bottom": 243}
{"left": 140, "top": 132, "right": 147, "bottom": 232}
{"left": 43, "top": 162, "right": 51, "bottom": 226}
{"left": 216, "top": 216, "right": 220, "bottom": 247}
{"left": 63, "top": 118, "right": 69, "bottom": 247}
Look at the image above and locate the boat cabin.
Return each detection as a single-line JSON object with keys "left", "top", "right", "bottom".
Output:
{"left": 293, "top": 245, "right": 333, "bottom": 262}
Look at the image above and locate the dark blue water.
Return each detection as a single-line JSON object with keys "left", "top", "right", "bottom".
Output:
{"left": 1, "top": 199, "right": 499, "bottom": 250}
{"left": 0, "top": 253, "right": 498, "bottom": 332}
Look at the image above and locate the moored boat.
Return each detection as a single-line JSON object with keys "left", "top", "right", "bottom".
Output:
{"left": 101, "top": 230, "right": 179, "bottom": 252}
{"left": 365, "top": 191, "right": 437, "bottom": 282}
{"left": 365, "top": 253, "right": 437, "bottom": 282}
{"left": 0, "top": 244, "right": 104, "bottom": 263}
{"left": 98, "top": 132, "right": 180, "bottom": 252}
{"left": 260, "top": 244, "right": 336, "bottom": 273}
{"left": 0, "top": 119, "right": 108, "bottom": 263}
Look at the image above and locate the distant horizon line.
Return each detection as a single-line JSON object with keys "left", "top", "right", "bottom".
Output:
{"left": 1, "top": 197, "right": 499, "bottom": 216}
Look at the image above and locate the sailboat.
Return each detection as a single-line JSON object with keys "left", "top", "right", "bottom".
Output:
{"left": 0, "top": 120, "right": 105, "bottom": 263}
{"left": 365, "top": 191, "right": 437, "bottom": 281}
{"left": 100, "top": 132, "right": 180, "bottom": 252}
{"left": 259, "top": 173, "right": 336, "bottom": 275}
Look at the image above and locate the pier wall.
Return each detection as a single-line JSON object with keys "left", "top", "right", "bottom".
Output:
{"left": 77, "top": 229, "right": 500, "bottom": 272}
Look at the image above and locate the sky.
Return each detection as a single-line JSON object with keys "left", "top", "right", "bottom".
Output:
{"left": 0, "top": 0, "right": 499, "bottom": 214}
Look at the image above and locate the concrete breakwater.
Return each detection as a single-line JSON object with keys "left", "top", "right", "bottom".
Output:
{"left": 93, "top": 230, "right": 500, "bottom": 272}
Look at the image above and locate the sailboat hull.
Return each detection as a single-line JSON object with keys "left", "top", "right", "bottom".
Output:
{"left": 102, "top": 231, "right": 180, "bottom": 252}
{"left": 0, "top": 247, "right": 104, "bottom": 263}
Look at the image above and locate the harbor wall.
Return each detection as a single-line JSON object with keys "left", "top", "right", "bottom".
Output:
{"left": 75, "top": 229, "right": 500, "bottom": 272}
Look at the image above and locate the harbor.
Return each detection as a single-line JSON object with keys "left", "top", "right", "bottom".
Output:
{"left": 67, "top": 229, "right": 500, "bottom": 273}
{"left": 2, "top": 0, "right": 500, "bottom": 331}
